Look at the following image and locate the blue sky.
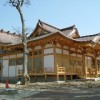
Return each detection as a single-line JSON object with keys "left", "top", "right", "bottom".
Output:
{"left": 0, "top": 0, "right": 100, "bottom": 36}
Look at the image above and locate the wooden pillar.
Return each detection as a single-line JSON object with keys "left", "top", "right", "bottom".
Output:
{"left": 70, "top": 75, "right": 73, "bottom": 80}
{"left": 68, "top": 48, "right": 71, "bottom": 72}
{"left": 42, "top": 45, "right": 44, "bottom": 73}
{"left": 64, "top": 74, "right": 66, "bottom": 81}
{"left": 53, "top": 43, "right": 56, "bottom": 72}
{"left": 15, "top": 53, "right": 17, "bottom": 78}
{"left": 95, "top": 56, "right": 98, "bottom": 77}
{"left": 82, "top": 53, "right": 87, "bottom": 78}
{"left": 45, "top": 74, "right": 47, "bottom": 82}
{"left": 32, "top": 46, "right": 35, "bottom": 74}
{"left": 56, "top": 65, "right": 59, "bottom": 81}
{"left": 62, "top": 46, "right": 63, "bottom": 67}
{"left": 62, "top": 46, "right": 66, "bottom": 81}
{"left": 32, "top": 50, "right": 33, "bottom": 73}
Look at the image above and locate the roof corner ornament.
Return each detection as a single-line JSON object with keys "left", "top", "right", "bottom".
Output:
{"left": 0, "top": 29, "right": 3, "bottom": 33}
{"left": 38, "top": 20, "right": 43, "bottom": 26}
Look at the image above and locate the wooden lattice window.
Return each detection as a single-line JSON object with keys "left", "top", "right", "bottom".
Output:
{"left": 9, "top": 58, "right": 16, "bottom": 66}
{"left": 16, "top": 57, "right": 23, "bottom": 65}
{"left": 33, "top": 56, "right": 42, "bottom": 69}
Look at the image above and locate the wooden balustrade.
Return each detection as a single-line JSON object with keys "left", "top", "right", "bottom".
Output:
{"left": 87, "top": 68, "right": 96, "bottom": 77}
{"left": 44, "top": 68, "right": 54, "bottom": 73}
{"left": 18, "top": 66, "right": 84, "bottom": 78}
{"left": 75, "top": 67, "right": 83, "bottom": 78}
{"left": 56, "top": 67, "right": 66, "bottom": 74}
{"left": 34, "top": 68, "right": 43, "bottom": 73}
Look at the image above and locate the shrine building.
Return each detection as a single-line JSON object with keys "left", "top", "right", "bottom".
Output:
{"left": 0, "top": 20, "right": 100, "bottom": 82}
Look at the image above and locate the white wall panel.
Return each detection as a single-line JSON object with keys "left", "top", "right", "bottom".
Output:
{"left": 63, "top": 46, "right": 68, "bottom": 49}
{"left": 2, "top": 60, "right": 8, "bottom": 77}
{"left": 10, "top": 55, "right": 16, "bottom": 58}
{"left": 45, "top": 44, "right": 52, "bottom": 48}
{"left": 77, "top": 54, "right": 82, "bottom": 57}
{"left": 17, "top": 53, "right": 23, "bottom": 57}
{"left": 77, "top": 49, "right": 82, "bottom": 53}
{"left": 44, "top": 48, "right": 53, "bottom": 54}
{"left": 9, "top": 66, "right": 16, "bottom": 77}
{"left": 71, "top": 53, "right": 76, "bottom": 56}
{"left": 44, "top": 55, "right": 54, "bottom": 68}
{"left": 56, "top": 43, "right": 61, "bottom": 47}
{"left": 63, "top": 50, "right": 69, "bottom": 55}
{"left": 34, "top": 46, "right": 41, "bottom": 50}
{"left": 70, "top": 48, "right": 75, "bottom": 51}
{"left": 56, "top": 48, "right": 62, "bottom": 54}
{"left": 3, "top": 56, "right": 9, "bottom": 59}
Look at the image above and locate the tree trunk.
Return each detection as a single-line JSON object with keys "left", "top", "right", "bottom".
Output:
{"left": 17, "top": 7, "right": 30, "bottom": 85}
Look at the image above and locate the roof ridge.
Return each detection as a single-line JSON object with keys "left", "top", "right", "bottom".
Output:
{"left": 38, "top": 20, "right": 60, "bottom": 30}
{"left": 60, "top": 25, "right": 75, "bottom": 31}
{"left": 0, "top": 29, "right": 21, "bottom": 37}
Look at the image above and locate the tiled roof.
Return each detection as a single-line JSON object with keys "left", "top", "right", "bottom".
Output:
{"left": 1, "top": 20, "right": 100, "bottom": 46}
{"left": 38, "top": 20, "right": 60, "bottom": 33}
{"left": 0, "top": 29, "right": 22, "bottom": 45}
{"left": 74, "top": 33, "right": 100, "bottom": 42}
{"left": 29, "top": 20, "right": 78, "bottom": 39}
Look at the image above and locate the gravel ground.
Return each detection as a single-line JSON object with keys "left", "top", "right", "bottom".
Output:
{"left": 1, "top": 80, "right": 100, "bottom": 100}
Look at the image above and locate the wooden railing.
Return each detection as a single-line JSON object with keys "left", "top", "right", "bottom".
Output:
{"left": 87, "top": 68, "right": 96, "bottom": 77}
{"left": 18, "top": 66, "right": 84, "bottom": 78}
{"left": 75, "top": 67, "right": 83, "bottom": 78}
{"left": 44, "top": 68, "right": 54, "bottom": 73}
{"left": 34, "top": 68, "right": 43, "bottom": 73}
{"left": 56, "top": 67, "right": 66, "bottom": 74}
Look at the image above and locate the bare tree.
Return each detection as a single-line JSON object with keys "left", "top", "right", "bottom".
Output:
{"left": 9, "top": 0, "right": 30, "bottom": 85}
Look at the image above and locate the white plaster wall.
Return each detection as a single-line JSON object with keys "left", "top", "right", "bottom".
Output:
{"left": 45, "top": 44, "right": 52, "bottom": 48}
{"left": 63, "top": 46, "right": 68, "bottom": 49}
{"left": 77, "top": 49, "right": 82, "bottom": 53}
{"left": 56, "top": 43, "right": 61, "bottom": 47}
{"left": 17, "top": 53, "right": 23, "bottom": 57}
{"left": 63, "top": 50, "right": 69, "bottom": 55}
{"left": 2, "top": 60, "right": 8, "bottom": 77}
{"left": 71, "top": 53, "right": 76, "bottom": 56}
{"left": 77, "top": 54, "right": 82, "bottom": 57}
{"left": 44, "top": 55, "right": 54, "bottom": 69}
{"left": 3, "top": 56, "right": 9, "bottom": 59}
{"left": 9, "top": 66, "right": 16, "bottom": 77}
{"left": 10, "top": 55, "right": 16, "bottom": 58}
{"left": 70, "top": 48, "right": 75, "bottom": 51}
{"left": 34, "top": 46, "right": 41, "bottom": 50}
{"left": 56, "top": 48, "right": 62, "bottom": 54}
{"left": 2, "top": 54, "right": 23, "bottom": 77}
{"left": 44, "top": 48, "right": 53, "bottom": 54}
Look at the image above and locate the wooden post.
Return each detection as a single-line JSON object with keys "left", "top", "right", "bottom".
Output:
{"left": 70, "top": 75, "right": 73, "bottom": 80}
{"left": 82, "top": 53, "right": 87, "bottom": 78}
{"left": 64, "top": 75, "right": 66, "bottom": 81}
{"left": 95, "top": 57, "right": 98, "bottom": 77}
{"left": 56, "top": 65, "right": 59, "bottom": 81}
{"left": 45, "top": 74, "right": 47, "bottom": 82}
{"left": 57, "top": 74, "right": 59, "bottom": 81}
{"left": 53, "top": 42, "right": 56, "bottom": 73}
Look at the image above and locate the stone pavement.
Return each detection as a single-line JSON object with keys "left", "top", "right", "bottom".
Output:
{"left": 21, "top": 87, "right": 100, "bottom": 100}
{"left": 1, "top": 81, "right": 100, "bottom": 100}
